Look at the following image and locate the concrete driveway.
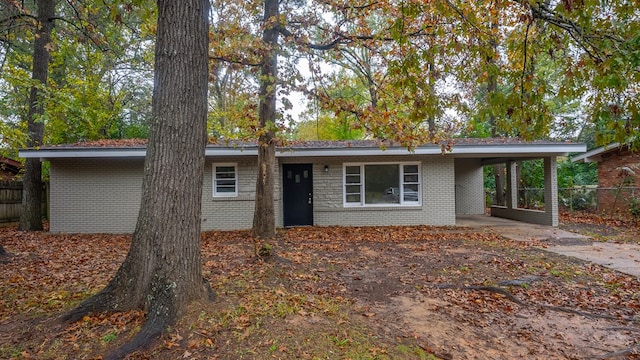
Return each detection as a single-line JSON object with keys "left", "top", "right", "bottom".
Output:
{"left": 457, "top": 214, "right": 640, "bottom": 277}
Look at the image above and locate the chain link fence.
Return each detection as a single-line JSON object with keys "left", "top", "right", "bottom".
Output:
{"left": 487, "top": 186, "right": 640, "bottom": 217}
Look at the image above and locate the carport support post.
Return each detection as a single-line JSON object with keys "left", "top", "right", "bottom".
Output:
{"left": 544, "top": 156, "right": 559, "bottom": 227}
{"left": 506, "top": 161, "right": 518, "bottom": 210}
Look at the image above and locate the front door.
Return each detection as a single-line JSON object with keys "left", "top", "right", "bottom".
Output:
{"left": 282, "top": 164, "right": 313, "bottom": 227}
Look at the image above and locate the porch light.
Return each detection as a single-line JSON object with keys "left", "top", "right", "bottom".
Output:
{"left": 324, "top": 165, "right": 329, "bottom": 173}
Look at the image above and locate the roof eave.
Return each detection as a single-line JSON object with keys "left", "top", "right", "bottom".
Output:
{"left": 571, "top": 143, "right": 620, "bottom": 163}
{"left": 19, "top": 143, "right": 586, "bottom": 159}
{"left": 18, "top": 148, "right": 149, "bottom": 160}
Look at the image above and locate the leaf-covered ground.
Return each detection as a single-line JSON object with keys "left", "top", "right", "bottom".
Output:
{"left": 1, "top": 221, "right": 640, "bottom": 359}
{"left": 560, "top": 211, "right": 640, "bottom": 245}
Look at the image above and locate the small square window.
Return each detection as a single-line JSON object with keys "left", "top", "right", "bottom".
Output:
{"left": 213, "top": 163, "right": 237, "bottom": 197}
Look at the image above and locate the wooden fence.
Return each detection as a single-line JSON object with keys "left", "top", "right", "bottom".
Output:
{"left": 0, "top": 180, "right": 48, "bottom": 223}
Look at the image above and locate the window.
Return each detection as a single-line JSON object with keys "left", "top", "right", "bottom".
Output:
{"left": 213, "top": 163, "right": 237, "bottom": 197}
{"left": 343, "top": 163, "right": 421, "bottom": 206}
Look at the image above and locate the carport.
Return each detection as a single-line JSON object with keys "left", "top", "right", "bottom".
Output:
{"left": 451, "top": 140, "right": 585, "bottom": 227}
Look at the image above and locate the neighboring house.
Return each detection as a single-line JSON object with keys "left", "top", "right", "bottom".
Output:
{"left": 572, "top": 143, "right": 640, "bottom": 214}
{"left": 19, "top": 139, "right": 585, "bottom": 233}
{"left": 0, "top": 157, "right": 22, "bottom": 180}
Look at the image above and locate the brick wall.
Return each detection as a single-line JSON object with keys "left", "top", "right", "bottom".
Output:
{"left": 49, "top": 154, "right": 466, "bottom": 233}
{"left": 202, "top": 157, "right": 283, "bottom": 230}
{"left": 597, "top": 150, "right": 640, "bottom": 214}
{"left": 50, "top": 159, "right": 144, "bottom": 233}
{"left": 310, "top": 155, "right": 456, "bottom": 226}
{"left": 202, "top": 157, "right": 257, "bottom": 231}
{"left": 454, "top": 158, "right": 485, "bottom": 215}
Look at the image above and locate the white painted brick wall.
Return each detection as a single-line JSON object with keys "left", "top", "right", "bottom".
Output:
{"left": 201, "top": 157, "right": 282, "bottom": 230}
{"left": 454, "top": 158, "right": 486, "bottom": 214}
{"left": 50, "top": 159, "right": 143, "bottom": 233}
{"left": 311, "top": 155, "right": 456, "bottom": 226}
{"left": 50, "top": 154, "right": 461, "bottom": 233}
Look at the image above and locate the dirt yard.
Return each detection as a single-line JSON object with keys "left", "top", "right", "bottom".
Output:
{"left": 1, "top": 221, "right": 639, "bottom": 359}
{"left": 560, "top": 211, "right": 640, "bottom": 245}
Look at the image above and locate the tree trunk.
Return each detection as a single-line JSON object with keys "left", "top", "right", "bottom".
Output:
{"left": 488, "top": 2, "right": 505, "bottom": 207}
{"left": 19, "top": 0, "right": 55, "bottom": 231}
{"left": 62, "top": 1, "right": 211, "bottom": 358}
{"left": 252, "top": 0, "right": 279, "bottom": 247}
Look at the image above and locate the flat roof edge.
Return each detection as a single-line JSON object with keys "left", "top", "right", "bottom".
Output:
{"left": 571, "top": 143, "right": 620, "bottom": 163}
{"left": 19, "top": 143, "right": 586, "bottom": 159}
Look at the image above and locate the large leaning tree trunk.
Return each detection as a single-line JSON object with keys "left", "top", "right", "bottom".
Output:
{"left": 19, "top": 0, "right": 55, "bottom": 231}
{"left": 251, "top": 0, "right": 279, "bottom": 250}
{"left": 62, "top": 1, "right": 211, "bottom": 359}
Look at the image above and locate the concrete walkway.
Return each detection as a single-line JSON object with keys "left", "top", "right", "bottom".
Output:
{"left": 457, "top": 215, "right": 640, "bottom": 277}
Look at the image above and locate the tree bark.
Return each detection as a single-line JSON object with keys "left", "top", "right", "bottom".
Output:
{"left": 19, "top": 0, "right": 55, "bottom": 231}
{"left": 62, "top": 1, "right": 211, "bottom": 358}
{"left": 488, "top": 1, "right": 505, "bottom": 207}
{"left": 252, "top": 0, "right": 279, "bottom": 246}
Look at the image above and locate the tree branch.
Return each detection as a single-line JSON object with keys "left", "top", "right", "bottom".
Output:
{"left": 209, "top": 55, "right": 261, "bottom": 67}
{"left": 443, "top": 0, "right": 491, "bottom": 37}
{"left": 520, "top": 0, "right": 625, "bottom": 63}
{"left": 280, "top": 24, "right": 429, "bottom": 51}
{"left": 0, "top": 13, "right": 38, "bottom": 26}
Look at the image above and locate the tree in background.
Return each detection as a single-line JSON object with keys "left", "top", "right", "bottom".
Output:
{"left": 62, "top": 1, "right": 212, "bottom": 359}
{"left": 1, "top": 0, "right": 155, "bottom": 230}
{"left": 208, "top": 62, "right": 258, "bottom": 138}
{"left": 1, "top": 0, "right": 155, "bottom": 150}
{"left": 294, "top": 71, "right": 366, "bottom": 140}
{"left": 19, "top": 0, "right": 55, "bottom": 231}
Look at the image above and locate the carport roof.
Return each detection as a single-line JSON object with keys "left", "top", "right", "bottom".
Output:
{"left": 19, "top": 138, "right": 586, "bottom": 160}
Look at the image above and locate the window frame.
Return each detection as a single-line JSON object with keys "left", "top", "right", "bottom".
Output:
{"left": 212, "top": 163, "right": 238, "bottom": 197}
{"left": 343, "top": 162, "right": 422, "bottom": 207}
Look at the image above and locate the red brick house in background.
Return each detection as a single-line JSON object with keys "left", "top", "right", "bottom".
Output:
{"left": 0, "top": 157, "right": 22, "bottom": 180}
{"left": 572, "top": 143, "right": 640, "bottom": 215}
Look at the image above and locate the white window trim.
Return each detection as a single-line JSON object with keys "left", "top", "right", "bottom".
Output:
{"left": 343, "top": 162, "right": 422, "bottom": 207}
{"left": 213, "top": 163, "right": 238, "bottom": 197}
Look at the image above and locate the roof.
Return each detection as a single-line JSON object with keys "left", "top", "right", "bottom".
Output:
{"left": 0, "top": 157, "right": 23, "bottom": 180}
{"left": 571, "top": 143, "right": 622, "bottom": 163}
{"left": 18, "top": 138, "right": 586, "bottom": 160}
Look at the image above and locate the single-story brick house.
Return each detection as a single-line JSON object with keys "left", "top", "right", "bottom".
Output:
{"left": 572, "top": 142, "right": 640, "bottom": 214}
{"left": 19, "top": 139, "right": 585, "bottom": 233}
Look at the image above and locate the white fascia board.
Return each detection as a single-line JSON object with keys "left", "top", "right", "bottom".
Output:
{"left": 275, "top": 147, "right": 440, "bottom": 157}
{"left": 205, "top": 148, "right": 258, "bottom": 156}
{"left": 19, "top": 147, "right": 259, "bottom": 159}
{"left": 276, "top": 143, "right": 586, "bottom": 157}
{"left": 19, "top": 148, "right": 148, "bottom": 159}
{"left": 448, "top": 143, "right": 586, "bottom": 156}
{"left": 19, "top": 143, "right": 586, "bottom": 159}
{"left": 571, "top": 143, "right": 619, "bottom": 163}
